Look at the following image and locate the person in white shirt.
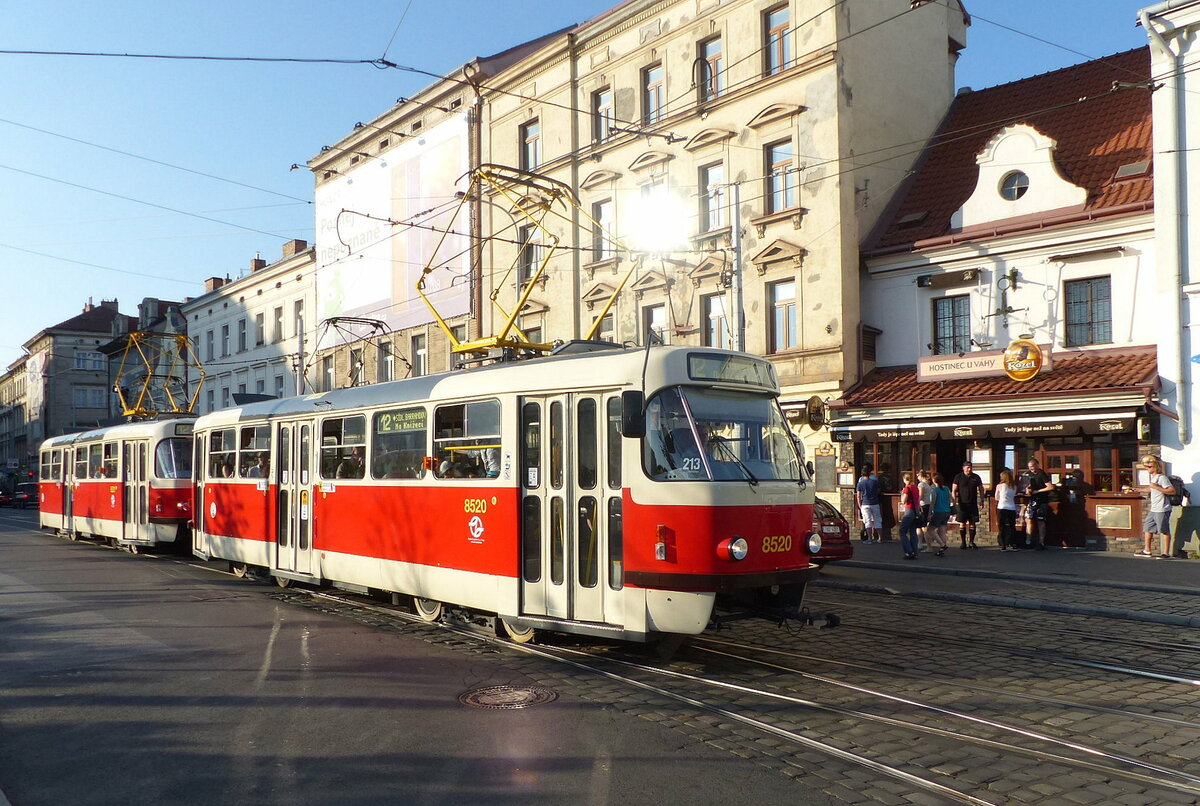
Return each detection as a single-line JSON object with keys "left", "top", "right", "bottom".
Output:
{"left": 994, "top": 469, "right": 1018, "bottom": 550}
{"left": 1139, "top": 455, "right": 1175, "bottom": 558}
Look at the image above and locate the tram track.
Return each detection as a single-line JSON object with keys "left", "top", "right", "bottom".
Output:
{"left": 806, "top": 592, "right": 1200, "bottom": 656}
{"left": 690, "top": 634, "right": 1200, "bottom": 731}
{"left": 802, "top": 595, "right": 1200, "bottom": 684}
{"left": 273, "top": 585, "right": 1200, "bottom": 806}
{"left": 38, "top": 537, "right": 1200, "bottom": 806}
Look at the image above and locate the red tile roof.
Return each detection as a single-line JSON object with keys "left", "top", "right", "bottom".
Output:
{"left": 836, "top": 346, "right": 1158, "bottom": 409}
{"left": 867, "top": 48, "right": 1152, "bottom": 252}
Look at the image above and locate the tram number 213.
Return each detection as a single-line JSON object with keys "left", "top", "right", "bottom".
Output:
{"left": 761, "top": 534, "right": 793, "bottom": 553}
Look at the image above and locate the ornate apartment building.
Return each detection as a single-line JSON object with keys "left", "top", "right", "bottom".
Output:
{"left": 298, "top": 0, "right": 968, "bottom": 455}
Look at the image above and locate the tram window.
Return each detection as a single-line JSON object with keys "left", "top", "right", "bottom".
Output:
{"left": 643, "top": 387, "right": 802, "bottom": 482}
{"left": 300, "top": 425, "right": 311, "bottom": 486}
{"left": 521, "top": 497, "right": 541, "bottom": 582}
{"left": 155, "top": 438, "right": 192, "bottom": 480}
{"left": 550, "top": 401, "right": 564, "bottom": 489}
{"left": 550, "top": 496, "right": 565, "bottom": 585}
{"left": 578, "top": 496, "right": 598, "bottom": 588}
{"left": 608, "top": 498, "right": 623, "bottom": 590}
{"left": 39, "top": 451, "right": 51, "bottom": 482}
{"left": 52, "top": 449, "right": 63, "bottom": 482}
{"left": 239, "top": 425, "right": 271, "bottom": 478}
{"left": 74, "top": 447, "right": 89, "bottom": 481}
{"left": 86, "top": 444, "right": 103, "bottom": 478}
{"left": 102, "top": 442, "right": 119, "bottom": 478}
{"left": 522, "top": 402, "right": 541, "bottom": 489}
{"left": 320, "top": 415, "right": 366, "bottom": 480}
{"left": 577, "top": 399, "right": 598, "bottom": 490}
{"left": 606, "top": 397, "right": 622, "bottom": 489}
{"left": 278, "top": 427, "right": 291, "bottom": 483}
{"left": 433, "top": 399, "right": 500, "bottom": 479}
{"left": 208, "top": 428, "right": 237, "bottom": 478}
{"left": 372, "top": 407, "right": 427, "bottom": 479}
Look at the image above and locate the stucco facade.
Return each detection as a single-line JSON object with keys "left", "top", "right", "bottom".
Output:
{"left": 183, "top": 241, "right": 316, "bottom": 413}
{"left": 478, "top": 0, "right": 967, "bottom": 451}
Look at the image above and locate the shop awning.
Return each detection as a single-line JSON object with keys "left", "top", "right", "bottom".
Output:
{"left": 830, "top": 410, "right": 1139, "bottom": 442}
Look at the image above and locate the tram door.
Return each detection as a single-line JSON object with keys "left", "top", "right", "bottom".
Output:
{"left": 518, "top": 394, "right": 612, "bottom": 625}
{"left": 193, "top": 434, "right": 206, "bottom": 555}
{"left": 122, "top": 441, "right": 150, "bottom": 543}
{"left": 59, "top": 448, "right": 73, "bottom": 533}
{"left": 275, "top": 423, "right": 314, "bottom": 575}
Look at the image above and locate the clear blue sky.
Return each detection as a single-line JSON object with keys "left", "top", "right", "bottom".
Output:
{"left": 0, "top": 0, "right": 1148, "bottom": 369}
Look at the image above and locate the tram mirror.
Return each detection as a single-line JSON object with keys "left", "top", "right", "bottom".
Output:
{"left": 620, "top": 391, "right": 646, "bottom": 439}
{"left": 806, "top": 460, "right": 815, "bottom": 477}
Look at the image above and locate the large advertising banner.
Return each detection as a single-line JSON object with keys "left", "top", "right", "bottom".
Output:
{"left": 314, "top": 114, "right": 470, "bottom": 350}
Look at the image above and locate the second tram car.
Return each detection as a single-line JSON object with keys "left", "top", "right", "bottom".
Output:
{"left": 191, "top": 343, "right": 821, "bottom": 641}
{"left": 38, "top": 417, "right": 195, "bottom": 551}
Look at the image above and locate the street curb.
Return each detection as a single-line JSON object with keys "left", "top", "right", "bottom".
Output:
{"left": 813, "top": 577, "right": 1200, "bottom": 628}
{"left": 836, "top": 559, "right": 1200, "bottom": 597}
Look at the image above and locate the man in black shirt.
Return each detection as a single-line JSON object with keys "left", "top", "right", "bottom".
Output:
{"left": 1021, "top": 458, "right": 1055, "bottom": 550}
{"left": 952, "top": 460, "right": 985, "bottom": 549}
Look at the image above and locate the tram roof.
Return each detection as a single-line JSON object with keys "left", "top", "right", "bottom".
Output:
{"left": 193, "top": 344, "right": 779, "bottom": 429}
{"left": 40, "top": 414, "right": 197, "bottom": 449}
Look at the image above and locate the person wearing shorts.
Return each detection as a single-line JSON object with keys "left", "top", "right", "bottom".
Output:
{"left": 952, "top": 460, "right": 985, "bottom": 550}
{"left": 856, "top": 464, "right": 882, "bottom": 543}
{"left": 1021, "top": 458, "right": 1054, "bottom": 551}
{"left": 926, "top": 473, "right": 952, "bottom": 556}
{"left": 1139, "top": 455, "right": 1175, "bottom": 558}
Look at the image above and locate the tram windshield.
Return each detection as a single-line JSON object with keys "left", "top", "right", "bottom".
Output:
{"left": 643, "top": 387, "right": 803, "bottom": 482}
{"left": 155, "top": 437, "right": 193, "bottom": 479}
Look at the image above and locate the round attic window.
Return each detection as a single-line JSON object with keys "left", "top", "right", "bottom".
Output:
{"left": 1000, "top": 171, "right": 1029, "bottom": 201}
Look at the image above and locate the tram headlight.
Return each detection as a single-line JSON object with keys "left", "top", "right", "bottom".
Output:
{"left": 718, "top": 537, "right": 749, "bottom": 561}
{"left": 807, "top": 532, "right": 823, "bottom": 554}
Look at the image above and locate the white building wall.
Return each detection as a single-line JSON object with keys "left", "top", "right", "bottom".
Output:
{"left": 183, "top": 247, "right": 316, "bottom": 413}
{"left": 865, "top": 220, "right": 1156, "bottom": 369}
{"left": 1142, "top": 0, "right": 1200, "bottom": 485}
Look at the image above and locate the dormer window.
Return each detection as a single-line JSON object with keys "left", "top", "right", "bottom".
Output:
{"left": 1000, "top": 171, "right": 1029, "bottom": 201}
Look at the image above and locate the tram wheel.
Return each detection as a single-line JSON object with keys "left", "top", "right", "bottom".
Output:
{"left": 414, "top": 597, "right": 443, "bottom": 622}
{"left": 500, "top": 618, "right": 537, "bottom": 644}
{"left": 128, "top": 544, "right": 141, "bottom": 555}
{"left": 229, "top": 562, "right": 249, "bottom": 579}
{"left": 274, "top": 575, "right": 292, "bottom": 589}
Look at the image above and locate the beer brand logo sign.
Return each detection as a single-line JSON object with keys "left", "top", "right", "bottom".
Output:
{"left": 1003, "top": 339, "right": 1044, "bottom": 382}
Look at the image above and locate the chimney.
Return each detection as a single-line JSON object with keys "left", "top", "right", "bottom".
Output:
{"left": 100, "top": 298, "right": 119, "bottom": 311}
{"left": 83, "top": 296, "right": 95, "bottom": 313}
{"left": 205, "top": 277, "right": 226, "bottom": 293}
{"left": 250, "top": 252, "right": 267, "bottom": 272}
{"left": 282, "top": 239, "right": 308, "bottom": 258}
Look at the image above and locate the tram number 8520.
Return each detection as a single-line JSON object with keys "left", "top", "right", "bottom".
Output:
{"left": 463, "top": 498, "right": 488, "bottom": 514}
{"left": 761, "top": 534, "right": 793, "bottom": 553}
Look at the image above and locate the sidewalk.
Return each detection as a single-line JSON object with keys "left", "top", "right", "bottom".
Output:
{"left": 815, "top": 540, "right": 1200, "bottom": 627}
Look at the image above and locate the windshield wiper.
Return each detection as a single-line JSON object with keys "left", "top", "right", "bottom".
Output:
{"left": 709, "top": 436, "right": 758, "bottom": 486}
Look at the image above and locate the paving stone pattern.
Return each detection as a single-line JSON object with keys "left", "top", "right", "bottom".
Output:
{"left": 272, "top": 584, "right": 1200, "bottom": 806}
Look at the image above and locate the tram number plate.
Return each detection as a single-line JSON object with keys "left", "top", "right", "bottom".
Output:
{"left": 762, "top": 534, "right": 793, "bottom": 553}
{"left": 464, "top": 498, "right": 488, "bottom": 514}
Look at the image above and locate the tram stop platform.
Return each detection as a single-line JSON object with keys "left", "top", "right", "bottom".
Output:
{"left": 815, "top": 541, "right": 1200, "bottom": 628}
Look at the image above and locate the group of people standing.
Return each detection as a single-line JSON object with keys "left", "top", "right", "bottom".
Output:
{"left": 857, "top": 458, "right": 1060, "bottom": 559}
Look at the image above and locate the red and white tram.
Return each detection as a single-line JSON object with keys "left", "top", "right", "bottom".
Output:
{"left": 191, "top": 343, "right": 821, "bottom": 641}
{"left": 38, "top": 417, "right": 195, "bottom": 551}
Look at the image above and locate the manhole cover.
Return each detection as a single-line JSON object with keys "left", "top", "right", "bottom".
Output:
{"left": 458, "top": 685, "right": 558, "bottom": 709}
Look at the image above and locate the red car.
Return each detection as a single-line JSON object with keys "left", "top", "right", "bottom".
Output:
{"left": 0, "top": 489, "right": 11, "bottom": 507}
{"left": 812, "top": 497, "right": 853, "bottom": 564}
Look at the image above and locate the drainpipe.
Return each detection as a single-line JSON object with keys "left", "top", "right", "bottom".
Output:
{"left": 1140, "top": 3, "right": 1189, "bottom": 445}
